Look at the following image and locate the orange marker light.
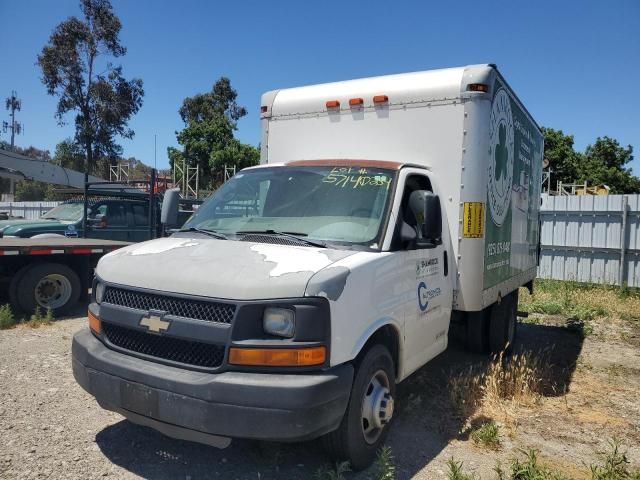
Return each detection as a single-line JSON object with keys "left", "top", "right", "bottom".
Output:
{"left": 326, "top": 100, "right": 340, "bottom": 109}
{"left": 229, "top": 346, "right": 326, "bottom": 367}
{"left": 467, "top": 83, "right": 489, "bottom": 93}
{"left": 88, "top": 310, "right": 101, "bottom": 334}
{"left": 373, "top": 95, "right": 389, "bottom": 103}
{"left": 349, "top": 97, "right": 364, "bottom": 107}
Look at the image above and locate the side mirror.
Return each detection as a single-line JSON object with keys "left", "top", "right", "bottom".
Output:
{"left": 88, "top": 214, "right": 107, "bottom": 228}
{"left": 161, "top": 188, "right": 180, "bottom": 228}
{"left": 408, "top": 190, "right": 442, "bottom": 248}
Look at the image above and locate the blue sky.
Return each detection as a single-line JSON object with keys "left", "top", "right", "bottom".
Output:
{"left": 0, "top": 0, "right": 639, "bottom": 172}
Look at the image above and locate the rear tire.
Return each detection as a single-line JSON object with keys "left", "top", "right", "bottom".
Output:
{"left": 8, "top": 265, "right": 30, "bottom": 313}
{"left": 16, "top": 263, "right": 81, "bottom": 317}
{"left": 465, "top": 310, "right": 489, "bottom": 353}
{"left": 322, "top": 344, "right": 396, "bottom": 470}
{"left": 488, "top": 290, "right": 518, "bottom": 353}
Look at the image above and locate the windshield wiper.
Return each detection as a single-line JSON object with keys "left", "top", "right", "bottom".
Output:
{"left": 178, "top": 227, "right": 228, "bottom": 240}
{"left": 237, "top": 230, "right": 327, "bottom": 248}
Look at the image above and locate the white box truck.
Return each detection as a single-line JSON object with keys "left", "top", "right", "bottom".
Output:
{"left": 72, "top": 64, "right": 543, "bottom": 469}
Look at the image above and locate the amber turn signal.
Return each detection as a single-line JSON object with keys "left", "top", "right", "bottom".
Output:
{"left": 229, "top": 346, "right": 326, "bottom": 367}
{"left": 88, "top": 310, "right": 101, "bottom": 334}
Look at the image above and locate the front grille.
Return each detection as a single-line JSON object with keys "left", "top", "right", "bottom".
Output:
{"left": 102, "top": 322, "right": 225, "bottom": 369}
{"left": 241, "top": 234, "right": 307, "bottom": 246}
{"left": 103, "top": 287, "right": 235, "bottom": 324}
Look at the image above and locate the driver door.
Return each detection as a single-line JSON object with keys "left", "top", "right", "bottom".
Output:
{"left": 393, "top": 170, "right": 453, "bottom": 377}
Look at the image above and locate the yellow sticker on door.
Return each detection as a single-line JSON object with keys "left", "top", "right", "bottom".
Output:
{"left": 463, "top": 202, "right": 485, "bottom": 238}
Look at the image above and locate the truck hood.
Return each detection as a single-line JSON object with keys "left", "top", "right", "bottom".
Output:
{"left": 97, "top": 237, "right": 358, "bottom": 300}
{"left": 0, "top": 218, "right": 52, "bottom": 231}
{"left": 1, "top": 219, "right": 69, "bottom": 236}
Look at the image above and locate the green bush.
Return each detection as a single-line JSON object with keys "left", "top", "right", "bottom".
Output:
{"left": 27, "top": 307, "right": 54, "bottom": 327}
{"left": 375, "top": 446, "right": 396, "bottom": 480}
{"left": 470, "top": 421, "right": 501, "bottom": 449}
{"left": 590, "top": 439, "right": 640, "bottom": 480}
{"left": 447, "top": 458, "right": 477, "bottom": 480}
{"left": 0, "top": 304, "right": 16, "bottom": 330}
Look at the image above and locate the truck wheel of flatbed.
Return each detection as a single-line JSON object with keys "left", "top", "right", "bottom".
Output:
{"left": 8, "top": 265, "right": 31, "bottom": 314}
{"left": 322, "top": 344, "right": 396, "bottom": 470}
{"left": 488, "top": 290, "right": 518, "bottom": 354}
{"left": 465, "top": 310, "right": 489, "bottom": 353}
{"left": 16, "top": 263, "right": 81, "bottom": 317}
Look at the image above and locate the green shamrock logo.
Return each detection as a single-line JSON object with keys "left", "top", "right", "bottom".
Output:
{"left": 494, "top": 123, "right": 508, "bottom": 183}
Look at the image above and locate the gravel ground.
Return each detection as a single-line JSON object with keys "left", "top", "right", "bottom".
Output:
{"left": 1, "top": 311, "right": 639, "bottom": 479}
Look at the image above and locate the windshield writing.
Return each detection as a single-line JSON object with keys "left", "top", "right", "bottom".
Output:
{"left": 183, "top": 165, "right": 396, "bottom": 248}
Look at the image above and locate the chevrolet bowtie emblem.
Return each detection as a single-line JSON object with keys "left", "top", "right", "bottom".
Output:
{"left": 140, "top": 312, "right": 170, "bottom": 333}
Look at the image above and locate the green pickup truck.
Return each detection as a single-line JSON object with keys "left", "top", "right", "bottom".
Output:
{"left": 0, "top": 199, "right": 158, "bottom": 242}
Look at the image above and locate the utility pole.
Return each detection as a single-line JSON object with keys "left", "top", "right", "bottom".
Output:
{"left": 3, "top": 91, "right": 23, "bottom": 150}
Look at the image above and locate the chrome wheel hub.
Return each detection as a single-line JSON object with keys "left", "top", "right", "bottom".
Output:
{"left": 361, "top": 369, "right": 394, "bottom": 444}
{"left": 35, "top": 274, "right": 72, "bottom": 310}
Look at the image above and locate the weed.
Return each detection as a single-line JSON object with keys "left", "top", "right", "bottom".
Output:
{"left": 374, "top": 446, "right": 396, "bottom": 480}
{"left": 510, "top": 449, "right": 569, "bottom": 480}
{"left": 470, "top": 420, "right": 500, "bottom": 449}
{"left": 0, "top": 304, "right": 16, "bottom": 330}
{"left": 620, "top": 312, "right": 640, "bottom": 323}
{"left": 526, "top": 299, "right": 564, "bottom": 316}
{"left": 590, "top": 438, "right": 640, "bottom": 480}
{"left": 447, "top": 458, "right": 477, "bottom": 480}
{"left": 565, "top": 317, "right": 594, "bottom": 338}
{"left": 314, "top": 461, "right": 351, "bottom": 480}
{"left": 26, "top": 307, "right": 54, "bottom": 328}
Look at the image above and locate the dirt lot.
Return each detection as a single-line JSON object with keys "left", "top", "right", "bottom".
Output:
{"left": 1, "top": 282, "right": 639, "bottom": 479}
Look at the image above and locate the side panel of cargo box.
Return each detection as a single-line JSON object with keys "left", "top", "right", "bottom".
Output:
{"left": 457, "top": 70, "right": 543, "bottom": 310}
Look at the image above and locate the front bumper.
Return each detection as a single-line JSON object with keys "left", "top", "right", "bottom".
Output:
{"left": 72, "top": 328, "right": 353, "bottom": 444}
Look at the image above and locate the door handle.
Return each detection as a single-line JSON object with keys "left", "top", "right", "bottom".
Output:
{"left": 443, "top": 250, "right": 448, "bottom": 276}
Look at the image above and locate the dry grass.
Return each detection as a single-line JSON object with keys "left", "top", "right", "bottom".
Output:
{"left": 450, "top": 350, "right": 552, "bottom": 429}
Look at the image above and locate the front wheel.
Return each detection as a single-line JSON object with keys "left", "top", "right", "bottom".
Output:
{"left": 322, "top": 344, "right": 396, "bottom": 470}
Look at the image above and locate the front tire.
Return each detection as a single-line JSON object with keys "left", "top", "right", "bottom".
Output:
{"left": 323, "top": 344, "right": 396, "bottom": 470}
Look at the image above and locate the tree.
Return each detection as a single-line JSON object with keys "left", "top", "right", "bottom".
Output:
{"left": 53, "top": 138, "right": 86, "bottom": 172}
{"left": 37, "top": 0, "right": 144, "bottom": 180}
{"left": 543, "top": 129, "right": 640, "bottom": 194}
{"left": 169, "top": 77, "right": 259, "bottom": 189}
{"left": 582, "top": 137, "right": 639, "bottom": 194}
{"left": 542, "top": 128, "right": 581, "bottom": 190}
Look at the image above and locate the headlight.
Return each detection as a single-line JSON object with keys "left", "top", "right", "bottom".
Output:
{"left": 263, "top": 307, "right": 295, "bottom": 338}
{"left": 95, "top": 282, "right": 105, "bottom": 304}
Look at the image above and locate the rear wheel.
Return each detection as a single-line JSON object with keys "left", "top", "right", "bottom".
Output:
{"left": 489, "top": 290, "right": 518, "bottom": 353}
{"left": 16, "top": 263, "right": 81, "bottom": 317}
{"left": 465, "top": 310, "right": 489, "bottom": 353}
{"left": 323, "top": 344, "right": 396, "bottom": 470}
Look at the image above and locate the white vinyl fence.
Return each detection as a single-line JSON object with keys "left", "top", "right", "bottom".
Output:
{"left": 0, "top": 201, "right": 60, "bottom": 220}
{"left": 538, "top": 194, "right": 640, "bottom": 287}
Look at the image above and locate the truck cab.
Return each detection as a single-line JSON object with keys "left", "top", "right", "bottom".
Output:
{"left": 72, "top": 64, "right": 542, "bottom": 469}
{"left": 0, "top": 199, "right": 156, "bottom": 242}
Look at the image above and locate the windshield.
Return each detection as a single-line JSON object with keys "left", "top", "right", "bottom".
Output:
{"left": 41, "top": 203, "right": 84, "bottom": 222}
{"left": 183, "top": 165, "right": 396, "bottom": 248}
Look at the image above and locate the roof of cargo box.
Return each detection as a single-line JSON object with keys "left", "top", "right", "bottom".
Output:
{"left": 263, "top": 64, "right": 493, "bottom": 117}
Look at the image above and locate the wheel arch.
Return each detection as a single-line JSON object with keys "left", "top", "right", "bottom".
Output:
{"left": 350, "top": 320, "right": 403, "bottom": 381}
